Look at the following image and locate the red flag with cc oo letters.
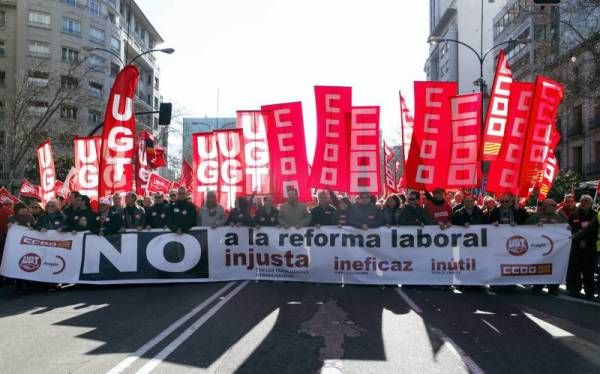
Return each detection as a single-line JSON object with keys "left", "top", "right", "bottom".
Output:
{"left": 73, "top": 136, "right": 102, "bottom": 202}
{"left": 405, "top": 81, "right": 458, "bottom": 190}
{"left": 349, "top": 106, "right": 381, "bottom": 195}
{"left": 261, "top": 102, "right": 312, "bottom": 203}
{"left": 215, "top": 129, "right": 246, "bottom": 210}
{"left": 192, "top": 132, "right": 218, "bottom": 208}
{"left": 399, "top": 91, "right": 414, "bottom": 165}
{"left": 447, "top": 93, "right": 481, "bottom": 188}
{"left": 310, "top": 86, "right": 352, "bottom": 192}
{"left": 236, "top": 111, "right": 270, "bottom": 195}
{"left": 37, "top": 140, "right": 56, "bottom": 206}
{"left": 98, "top": 65, "right": 139, "bottom": 197}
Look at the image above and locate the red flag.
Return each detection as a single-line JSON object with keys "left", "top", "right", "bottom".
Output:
{"left": 405, "top": 81, "right": 458, "bottom": 190}
{"left": 486, "top": 82, "right": 535, "bottom": 195}
{"left": 519, "top": 76, "right": 564, "bottom": 195}
{"left": 171, "top": 181, "right": 182, "bottom": 190}
{"left": 216, "top": 129, "right": 246, "bottom": 209}
{"left": 261, "top": 102, "right": 312, "bottom": 203}
{"left": 73, "top": 136, "right": 102, "bottom": 202}
{"left": 192, "top": 132, "right": 218, "bottom": 207}
{"left": 383, "top": 141, "right": 397, "bottom": 194}
{"left": 349, "top": 106, "right": 381, "bottom": 195}
{"left": 0, "top": 187, "right": 19, "bottom": 203}
{"left": 135, "top": 131, "right": 152, "bottom": 196}
{"left": 19, "top": 179, "right": 41, "bottom": 199}
{"left": 482, "top": 50, "right": 512, "bottom": 161}
{"left": 399, "top": 91, "right": 414, "bottom": 165}
{"left": 142, "top": 131, "right": 167, "bottom": 169}
{"left": 447, "top": 93, "right": 481, "bottom": 188}
{"left": 146, "top": 173, "right": 172, "bottom": 194}
{"left": 237, "top": 111, "right": 270, "bottom": 194}
{"left": 309, "top": 86, "right": 352, "bottom": 192}
{"left": 537, "top": 149, "right": 559, "bottom": 201}
{"left": 179, "top": 160, "right": 194, "bottom": 191}
{"left": 151, "top": 145, "right": 167, "bottom": 168}
{"left": 37, "top": 140, "right": 56, "bottom": 206}
{"left": 98, "top": 65, "right": 139, "bottom": 197}
{"left": 53, "top": 181, "right": 65, "bottom": 199}
{"left": 62, "top": 167, "right": 78, "bottom": 197}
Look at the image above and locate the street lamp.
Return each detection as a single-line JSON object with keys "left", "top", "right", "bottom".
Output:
{"left": 82, "top": 46, "right": 175, "bottom": 66}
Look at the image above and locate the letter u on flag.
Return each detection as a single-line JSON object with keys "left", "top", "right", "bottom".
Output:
{"left": 236, "top": 111, "right": 270, "bottom": 195}
{"left": 73, "top": 136, "right": 102, "bottom": 202}
{"left": 309, "top": 86, "right": 352, "bottom": 192}
{"left": 192, "top": 132, "right": 218, "bottom": 207}
{"left": 98, "top": 65, "right": 139, "bottom": 197}
{"left": 37, "top": 140, "right": 56, "bottom": 206}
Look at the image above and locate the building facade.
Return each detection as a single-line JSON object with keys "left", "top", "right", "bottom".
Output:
{"left": 182, "top": 117, "right": 236, "bottom": 161}
{"left": 493, "top": 0, "right": 600, "bottom": 182}
{"left": 425, "top": 0, "right": 507, "bottom": 95}
{"left": 0, "top": 0, "right": 166, "bottom": 186}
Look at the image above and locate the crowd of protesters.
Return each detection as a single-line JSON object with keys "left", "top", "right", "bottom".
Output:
{"left": 0, "top": 186, "right": 598, "bottom": 300}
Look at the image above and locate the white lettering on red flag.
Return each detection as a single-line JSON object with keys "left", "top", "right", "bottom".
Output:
{"left": 404, "top": 81, "right": 458, "bottom": 190}
{"left": 37, "top": 140, "right": 56, "bottom": 206}
{"left": 447, "top": 93, "right": 481, "bottom": 188}
{"left": 236, "top": 111, "right": 270, "bottom": 195}
{"left": 310, "top": 86, "right": 352, "bottom": 191}
{"left": 399, "top": 92, "right": 414, "bottom": 164}
{"left": 98, "top": 65, "right": 139, "bottom": 197}
{"left": 192, "top": 132, "right": 218, "bottom": 207}
{"left": 261, "top": 102, "right": 312, "bottom": 203}
{"left": 216, "top": 129, "right": 245, "bottom": 210}
{"left": 146, "top": 173, "right": 172, "bottom": 194}
{"left": 349, "top": 106, "right": 381, "bottom": 194}
{"left": 73, "top": 136, "right": 101, "bottom": 202}
{"left": 135, "top": 131, "right": 152, "bottom": 196}
{"left": 383, "top": 141, "right": 397, "bottom": 194}
{"left": 482, "top": 50, "right": 512, "bottom": 161}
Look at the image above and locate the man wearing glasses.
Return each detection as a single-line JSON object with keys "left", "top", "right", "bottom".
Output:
{"left": 167, "top": 187, "right": 197, "bottom": 233}
{"left": 489, "top": 193, "right": 528, "bottom": 226}
{"left": 145, "top": 193, "right": 170, "bottom": 229}
{"left": 398, "top": 191, "right": 434, "bottom": 226}
{"left": 348, "top": 192, "right": 384, "bottom": 229}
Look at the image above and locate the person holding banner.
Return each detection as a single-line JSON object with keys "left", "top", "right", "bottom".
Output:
{"left": 451, "top": 193, "right": 486, "bottom": 227}
{"left": 310, "top": 191, "right": 337, "bottom": 227}
{"left": 382, "top": 195, "right": 401, "bottom": 226}
{"left": 349, "top": 192, "right": 384, "bottom": 230}
{"left": 34, "top": 199, "right": 66, "bottom": 232}
{"left": 29, "top": 202, "right": 43, "bottom": 226}
{"left": 567, "top": 195, "right": 596, "bottom": 299}
{"left": 226, "top": 197, "right": 253, "bottom": 227}
{"left": 66, "top": 195, "right": 97, "bottom": 233}
{"left": 122, "top": 192, "right": 145, "bottom": 230}
{"left": 489, "top": 193, "right": 528, "bottom": 226}
{"left": 277, "top": 188, "right": 311, "bottom": 229}
{"left": 94, "top": 198, "right": 122, "bottom": 236}
{"left": 334, "top": 197, "right": 353, "bottom": 227}
{"left": 145, "top": 193, "right": 170, "bottom": 229}
{"left": 424, "top": 188, "right": 452, "bottom": 229}
{"left": 167, "top": 187, "right": 197, "bottom": 233}
{"left": 198, "top": 191, "right": 227, "bottom": 228}
{"left": 253, "top": 195, "right": 279, "bottom": 228}
{"left": 397, "top": 191, "right": 433, "bottom": 226}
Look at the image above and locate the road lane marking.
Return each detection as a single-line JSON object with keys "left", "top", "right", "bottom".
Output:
{"left": 396, "top": 288, "right": 485, "bottom": 374}
{"left": 107, "top": 281, "right": 238, "bottom": 374}
{"left": 135, "top": 281, "right": 249, "bottom": 374}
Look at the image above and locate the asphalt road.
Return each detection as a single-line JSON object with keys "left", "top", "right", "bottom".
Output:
{"left": 0, "top": 282, "right": 599, "bottom": 374}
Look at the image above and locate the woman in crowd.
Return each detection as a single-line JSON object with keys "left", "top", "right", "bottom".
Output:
{"left": 382, "top": 195, "right": 401, "bottom": 226}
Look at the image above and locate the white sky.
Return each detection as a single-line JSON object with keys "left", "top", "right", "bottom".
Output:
{"left": 138, "top": 0, "right": 429, "bottom": 160}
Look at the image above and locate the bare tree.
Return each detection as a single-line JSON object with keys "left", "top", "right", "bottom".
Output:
{"left": 0, "top": 56, "right": 96, "bottom": 188}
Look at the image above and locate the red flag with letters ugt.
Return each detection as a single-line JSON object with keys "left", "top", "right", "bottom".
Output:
{"left": 37, "top": 140, "right": 56, "bottom": 206}
{"left": 98, "top": 65, "right": 139, "bottom": 197}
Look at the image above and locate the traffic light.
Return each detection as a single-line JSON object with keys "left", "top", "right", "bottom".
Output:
{"left": 533, "top": 0, "right": 560, "bottom": 4}
{"left": 158, "top": 102, "right": 172, "bottom": 125}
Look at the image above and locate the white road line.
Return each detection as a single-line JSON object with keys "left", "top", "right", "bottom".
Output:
{"left": 135, "top": 281, "right": 249, "bottom": 374}
{"left": 397, "top": 288, "right": 485, "bottom": 374}
{"left": 107, "top": 281, "right": 238, "bottom": 374}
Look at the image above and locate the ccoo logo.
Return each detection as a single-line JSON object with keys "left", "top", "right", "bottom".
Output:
{"left": 506, "top": 236, "right": 528, "bottom": 256}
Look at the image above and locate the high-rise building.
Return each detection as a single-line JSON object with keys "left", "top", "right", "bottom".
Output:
{"left": 425, "top": 0, "right": 507, "bottom": 95}
{"left": 493, "top": 0, "right": 600, "bottom": 182}
{"left": 0, "top": 0, "right": 165, "bottom": 187}
{"left": 182, "top": 117, "right": 237, "bottom": 161}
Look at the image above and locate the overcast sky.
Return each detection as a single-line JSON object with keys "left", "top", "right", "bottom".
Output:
{"left": 138, "top": 0, "right": 429, "bottom": 159}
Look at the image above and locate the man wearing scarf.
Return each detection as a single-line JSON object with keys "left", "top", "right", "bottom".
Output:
{"left": 122, "top": 192, "right": 145, "bottom": 230}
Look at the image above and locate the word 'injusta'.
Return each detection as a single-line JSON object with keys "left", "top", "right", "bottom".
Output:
{"left": 224, "top": 248, "right": 309, "bottom": 270}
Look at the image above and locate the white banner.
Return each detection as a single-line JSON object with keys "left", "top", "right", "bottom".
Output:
{"left": 1, "top": 225, "right": 571, "bottom": 285}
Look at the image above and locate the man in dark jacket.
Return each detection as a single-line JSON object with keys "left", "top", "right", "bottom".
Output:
{"left": 145, "top": 192, "right": 170, "bottom": 229}
{"left": 34, "top": 199, "right": 66, "bottom": 231}
{"left": 489, "top": 193, "right": 528, "bottom": 226}
{"left": 253, "top": 195, "right": 279, "bottom": 228}
{"left": 167, "top": 187, "right": 197, "bottom": 233}
{"left": 94, "top": 197, "right": 123, "bottom": 236}
{"left": 451, "top": 193, "right": 486, "bottom": 227}
{"left": 569, "top": 195, "right": 597, "bottom": 299}
{"left": 397, "top": 191, "right": 434, "bottom": 226}
{"left": 122, "top": 192, "right": 145, "bottom": 230}
{"left": 310, "top": 191, "right": 337, "bottom": 227}
{"left": 349, "top": 192, "right": 384, "bottom": 229}
{"left": 66, "top": 195, "right": 97, "bottom": 232}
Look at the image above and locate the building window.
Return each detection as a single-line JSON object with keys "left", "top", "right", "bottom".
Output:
{"left": 108, "top": 12, "right": 116, "bottom": 24}
{"left": 29, "top": 101, "right": 49, "bottom": 114}
{"left": 574, "top": 104, "right": 583, "bottom": 130}
{"left": 110, "top": 36, "right": 120, "bottom": 52}
{"left": 0, "top": 40, "right": 4, "bottom": 56}
{"left": 62, "top": 17, "right": 81, "bottom": 35}
{"left": 64, "top": 0, "right": 76, "bottom": 7}
{"left": 88, "top": 80, "right": 103, "bottom": 97}
{"left": 0, "top": 131, "right": 5, "bottom": 146}
{"left": 61, "top": 47, "right": 79, "bottom": 62}
{"left": 88, "top": 54, "right": 105, "bottom": 71}
{"left": 60, "top": 75, "right": 79, "bottom": 89}
{"left": 0, "top": 11, "right": 6, "bottom": 27}
{"left": 28, "top": 11, "right": 51, "bottom": 28}
{"left": 28, "top": 41, "right": 50, "bottom": 57}
{"left": 0, "top": 71, "right": 5, "bottom": 87}
{"left": 89, "top": 0, "right": 101, "bottom": 16}
{"left": 88, "top": 109, "right": 102, "bottom": 124}
{"left": 154, "top": 77, "right": 159, "bottom": 90}
{"left": 60, "top": 105, "right": 78, "bottom": 120}
{"left": 573, "top": 146, "right": 583, "bottom": 175}
{"left": 110, "top": 62, "right": 120, "bottom": 77}
{"left": 28, "top": 71, "right": 49, "bottom": 87}
{"left": 89, "top": 26, "right": 105, "bottom": 44}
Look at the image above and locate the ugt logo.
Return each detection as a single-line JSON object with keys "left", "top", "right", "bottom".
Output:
{"left": 506, "top": 235, "right": 528, "bottom": 256}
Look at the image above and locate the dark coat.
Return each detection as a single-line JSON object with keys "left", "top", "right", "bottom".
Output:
{"left": 451, "top": 206, "right": 486, "bottom": 226}
{"left": 66, "top": 208, "right": 97, "bottom": 232}
{"left": 122, "top": 205, "right": 146, "bottom": 229}
{"left": 167, "top": 200, "right": 197, "bottom": 232}
{"left": 382, "top": 206, "right": 401, "bottom": 225}
{"left": 226, "top": 208, "right": 253, "bottom": 226}
{"left": 397, "top": 205, "right": 434, "bottom": 226}
{"left": 488, "top": 207, "right": 528, "bottom": 225}
{"left": 145, "top": 203, "right": 170, "bottom": 229}
{"left": 348, "top": 204, "right": 384, "bottom": 228}
{"left": 93, "top": 208, "right": 123, "bottom": 235}
{"left": 253, "top": 207, "right": 279, "bottom": 226}
{"left": 34, "top": 212, "right": 67, "bottom": 231}
{"left": 310, "top": 204, "right": 337, "bottom": 226}
{"left": 334, "top": 208, "right": 352, "bottom": 226}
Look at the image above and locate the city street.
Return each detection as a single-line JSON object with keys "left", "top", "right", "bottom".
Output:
{"left": 0, "top": 282, "right": 598, "bottom": 374}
